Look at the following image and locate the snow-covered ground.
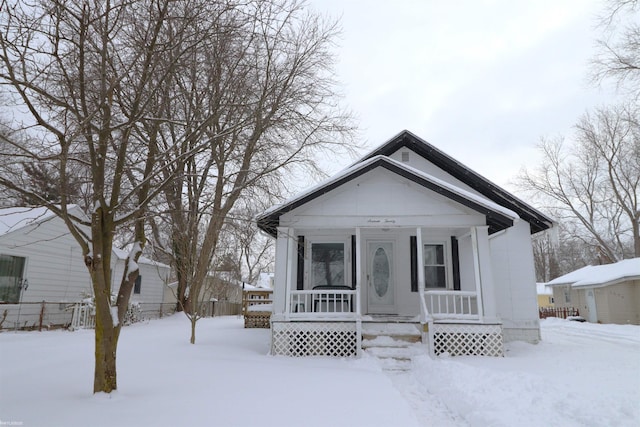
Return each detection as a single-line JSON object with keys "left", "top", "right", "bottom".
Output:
{"left": 0, "top": 316, "right": 638, "bottom": 427}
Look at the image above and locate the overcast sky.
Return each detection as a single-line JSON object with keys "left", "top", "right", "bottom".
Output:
{"left": 309, "top": 0, "right": 619, "bottom": 191}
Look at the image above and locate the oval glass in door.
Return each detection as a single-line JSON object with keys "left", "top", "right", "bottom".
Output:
{"left": 372, "top": 247, "right": 390, "bottom": 297}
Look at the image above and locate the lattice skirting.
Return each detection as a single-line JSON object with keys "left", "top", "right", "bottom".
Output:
{"left": 244, "top": 312, "right": 271, "bottom": 329}
{"left": 433, "top": 323, "right": 504, "bottom": 357}
{"left": 271, "top": 322, "right": 357, "bottom": 357}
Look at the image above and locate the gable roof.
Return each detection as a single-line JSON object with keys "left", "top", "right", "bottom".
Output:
{"left": 257, "top": 130, "right": 553, "bottom": 237}
{"left": 257, "top": 154, "right": 519, "bottom": 237}
{"left": 0, "top": 206, "right": 84, "bottom": 236}
{"left": 359, "top": 130, "right": 553, "bottom": 234}
{"left": 0, "top": 206, "right": 169, "bottom": 269}
{"left": 547, "top": 258, "right": 640, "bottom": 288}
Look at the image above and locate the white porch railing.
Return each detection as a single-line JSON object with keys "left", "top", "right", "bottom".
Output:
{"left": 424, "top": 290, "right": 481, "bottom": 321}
{"left": 288, "top": 289, "right": 357, "bottom": 319}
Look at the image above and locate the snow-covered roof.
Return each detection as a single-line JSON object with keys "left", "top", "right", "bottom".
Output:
{"left": 0, "top": 206, "right": 62, "bottom": 235}
{"left": 547, "top": 258, "right": 640, "bottom": 288}
{"left": 257, "top": 154, "right": 519, "bottom": 236}
{"left": 536, "top": 283, "right": 553, "bottom": 295}
{"left": 112, "top": 247, "right": 170, "bottom": 269}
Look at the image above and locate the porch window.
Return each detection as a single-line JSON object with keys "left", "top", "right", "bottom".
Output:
{"left": 0, "top": 254, "right": 26, "bottom": 303}
{"left": 423, "top": 244, "right": 446, "bottom": 288}
{"left": 311, "top": 243, "right": 345, "bottom": 288}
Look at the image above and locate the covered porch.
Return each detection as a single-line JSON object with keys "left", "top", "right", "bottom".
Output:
{"left": 269, "top": 224, "right": 504, "bottom": 357}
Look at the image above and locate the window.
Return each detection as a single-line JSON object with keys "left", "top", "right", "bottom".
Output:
{"left": 311, "top": 242, "right": 345, "bottom": 288}
{"left": 563, "top": 288, "right": 571, "bottom": 304}
{"left": 401, "top": 151, "right": 410, "bottom": 162}
{"left": 423, "top": 244, "right": 446, "bottom": 288}
{"left": 0, "top": 254, "right": 26, "bottom": 303}
{"left": 134, "top": 275, "right": 142, "bottom": 294}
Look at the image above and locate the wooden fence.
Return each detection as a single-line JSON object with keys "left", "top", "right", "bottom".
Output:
{"left": 243, "top": 290, "right": 272, "bottom": 328}
{"left": 0, "top": 301, "right": 178, "bottom": 331}
{"left": 539, "top": 307, "right": 580, "bottom": 319}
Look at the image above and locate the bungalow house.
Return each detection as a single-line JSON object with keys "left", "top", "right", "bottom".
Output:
{"left": 256, "top": 130, "right": 554, "bottom": 358}
{"left": 0, "top": 206, "right": 171, "bottom": 329}
{"left": 547, "top": 258, "right": 640, "bottom": 325}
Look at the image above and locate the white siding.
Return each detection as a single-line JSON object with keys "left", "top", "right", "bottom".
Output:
{"left": 387, "top": 148, "right": 488, "bottom": 199}
{"left": 281, "top": 168, "right": 486, "bottom": 230}
{"left": 0, "top": 215, "right": 91, "bottom": 303}
{"left": 110, "top": 257, "right": 170, "bottom": 305}
{"left": 489, "top": 220, "right": 540, "bottom": 342}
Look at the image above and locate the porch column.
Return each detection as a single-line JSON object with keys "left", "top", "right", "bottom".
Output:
{"left": 355, "top": 227, "right": 362, "bottom": 316}
{"left": 355, "top": 227, "right": 362, "bottom": 357}
{"left": 416, "top": 228, "right": 425, "bottom": 292}
{"left": 272, "top": 227, "right": 294, "bottom": 321}
{"left": 471, "top": 226, "right": 498, "bottom": 322}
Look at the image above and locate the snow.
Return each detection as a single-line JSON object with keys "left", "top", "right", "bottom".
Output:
{"left": 548, "top": 258, "right": 640, "bottom": 288}
{"left": 257, "top": 155, "right": 519, "bottom": 224}
{"left": 110, "top": 306, "right": 119, "bottom": 327}
{"left": 0, "top": 206, "right": 56, "bottom": 235}
{"left": 247, "top": 303, "right": 272, "bottom": 312}
{"left": 536, "top": 282, "right": 552, "bottom": 295}
{"left": 1, "top": 316, "right": 638, "bottom": 427}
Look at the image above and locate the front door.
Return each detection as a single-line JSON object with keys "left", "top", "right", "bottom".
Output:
{"left": 366, "top": 241, "right": 396, "bottom": 314}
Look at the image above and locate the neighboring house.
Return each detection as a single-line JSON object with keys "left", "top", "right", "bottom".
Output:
{"left": 536, "top": 283, "right": 554, "bottom": 308}
{"left": 0, "top": 206, "right": 170, "bottom": 328}
{"left": 547, "top": 258, "right": 640, "bottom": 325}
{"left": 257, "top": 130, "right": 554, "bottom": 357}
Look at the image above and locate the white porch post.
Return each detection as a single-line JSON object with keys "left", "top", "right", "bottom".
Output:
{"left": 474, "top": 226, "right": 498, "bottom": 322}
{"left": 416, "top": 227, "right": 434, "bottom": 357}
{"left": 416, "top": 227, "right": 425, "bottom": 297}
{"left": 470, "top": 227, "right": 485, "bottom": 322}
{"left": 272, "top": 227, "right": 293, "bottom": 321}
{"left": 355, "top": 227, "right": 362, "bottom": 357}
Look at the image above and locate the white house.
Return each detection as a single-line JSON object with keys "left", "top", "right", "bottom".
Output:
{"left": 256, "top": 131, "right": 554, "bottom": 357}
{"left": 0, "top": 206, "right": 171, "bottom": 329}
{"left": 547, "top": 258, "right": 640, "bottom": 325}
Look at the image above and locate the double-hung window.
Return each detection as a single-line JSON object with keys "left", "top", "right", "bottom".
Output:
{"left": 310, "top": 241, "right": 346, "bottom": 288}
{"left": 423, "top": 243, "right": 446, "bottom": 288}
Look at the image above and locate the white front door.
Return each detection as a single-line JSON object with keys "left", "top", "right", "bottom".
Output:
{"left": 586, "top": 289, "right": 598, "bottom": 323}
{"left": 366, "top": 240, "right": 396, "bottom": 314}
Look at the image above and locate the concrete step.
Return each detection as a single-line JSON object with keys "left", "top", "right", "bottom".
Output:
{"left": 362, "top": 333, "right": 421, "bottom": 344}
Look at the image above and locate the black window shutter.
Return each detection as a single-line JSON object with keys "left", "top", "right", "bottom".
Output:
{"left": 351, "top": 235, "right": 356, "bottom": 289}
{"left": 451, "top": 236, "right": 461, "bottom": 291}
{"left": 297, "top": 236, "right": 305, "bottom": 290}
{"left": 410, "top": 236, "right": 418, "bottom": 292}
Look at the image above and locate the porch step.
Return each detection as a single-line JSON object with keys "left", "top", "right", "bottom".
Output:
{"left": 361, "top": 323, "right": 424, "bottom": 371}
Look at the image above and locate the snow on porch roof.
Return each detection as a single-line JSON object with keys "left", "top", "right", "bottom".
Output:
{"left": 256, "top": 154, "right": 519, "bottom": 237}
{"left": 547, "top": 258, "right": 640, "bottom": 288}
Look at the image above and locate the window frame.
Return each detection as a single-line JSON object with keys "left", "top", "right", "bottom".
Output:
{"left": 134, "top": 275, "right": 142, "bottom": 294}
{"left": 422, "top": 241, "right": 450, "bottom": 290}
{"left": 306, "top": 237, "right": 350, "bottom": 290}
{"left": 0, "top": 253, "right": 27, "bottom": 304}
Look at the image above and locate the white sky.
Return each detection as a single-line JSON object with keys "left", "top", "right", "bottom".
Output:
{"left": 309, "top": 0, "right": 619, "bottom": 191}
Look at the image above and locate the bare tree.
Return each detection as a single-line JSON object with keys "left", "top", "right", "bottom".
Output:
{"left": 0, "top": 0, "right": 211, "bottom": 393}
{"left": 592, "top": 0, "right": 640, "bottom": 97}
{"left": 150, "top": 0, "right": 354, "bottom": 344}
{"left": 518, "top": 103, "right": 640, "bottom": 263}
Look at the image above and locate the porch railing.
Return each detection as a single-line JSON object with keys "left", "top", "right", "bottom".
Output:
{"left": 424, "top": 290, "right": 480, "bottom": 321}
{"left": 288, "top": 289, "right": 357, "bottom": 319}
